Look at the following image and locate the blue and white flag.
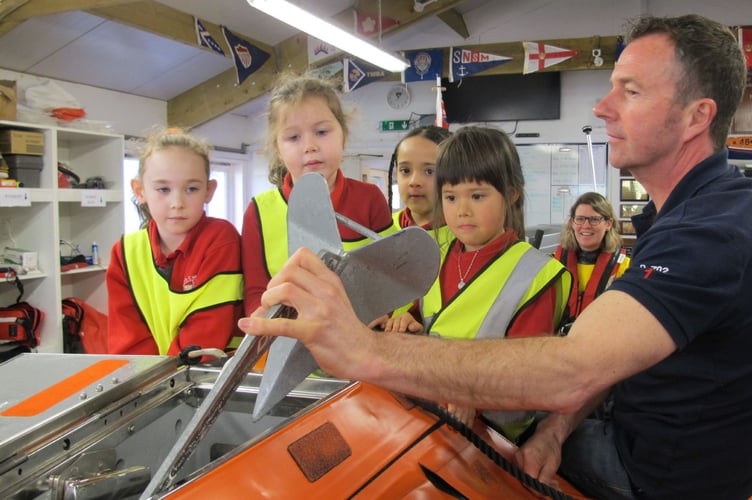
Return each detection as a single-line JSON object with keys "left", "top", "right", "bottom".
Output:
{"left": 221, "top": 26, "right": 271, "bottom": 85}
{"left": 344, "top": 58, "right": 386, "bottom": 92}
{"left": 195, "top": 17, "right": 225, "bottom": 56}
{"left": 449, "top": 47, "right": 512, "bottom": 82}
{"left": 401, "top": 48, "right": 443, "bottom": 83}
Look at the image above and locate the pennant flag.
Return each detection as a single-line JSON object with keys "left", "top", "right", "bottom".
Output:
{"left": 344, "top": 58, "right": 387, "bottom": 92}
{"left": 402, "top": 49, "right": 443, "bottom": 83}
{"left": 615, "top": 36, "right": 626, "bottom": 62}
{"left": 739, "top": 27, "right": 752, "bottom": 69}
{"left": 354, "top": 10, "right": 399, "bottom": 37}
{"left": 308, "top": 37, "right": 341, "bottom": 65}
{"left": 522, "top": 41, "right": 579, "bottom": 74}
{"left": 195, "top": 18, "right": 225, "bottom": 56}
{"left": 221, "top": 26, "right": 271, "bottom": 85}
{"left": 449, "top": 47, "right": 512, "bottom": 82}
{"left": 434, "top": 74, "right": 448, "bottom": 129}
{"left": 311, "top": 60, "right": 344, "bottom": 81}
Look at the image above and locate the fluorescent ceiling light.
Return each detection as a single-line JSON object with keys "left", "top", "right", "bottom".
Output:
{"left": 247, "top": 0, "right": 409, "bottom": 72}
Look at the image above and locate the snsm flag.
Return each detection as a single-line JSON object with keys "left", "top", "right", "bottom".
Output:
{"left": 449, "top": 47, "right": 511, "bottom": 82}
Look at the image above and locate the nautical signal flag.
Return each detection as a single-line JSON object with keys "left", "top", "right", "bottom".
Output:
{"left": 344, "top": 58, "right": 387, "bottom": 92}
{"left": 434, "top": 75, "right": 448, "bottom": 129}
{"left": 354, "top": 10, "right": 399, "bottom": 37}
{"left": 402, "top": 49, "right": 443, "bottom": 83}
{"left": 195, "top": 18, "right": 225, "bottom": 56}
{"left": 221, "top": 26, "right": 270, "bottom": 85}
{"left": 449, "top": 47, "right": 512, "bottom": 83}
{"left": 522, "top": 41, "right": 578, "bottom": 74}
{"left": 308, "top": 37, "right": 341, "bottom": 65}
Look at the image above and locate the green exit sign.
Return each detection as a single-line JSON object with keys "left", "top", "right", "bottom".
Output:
{"left": 380, "top": 120, "right": 410, "bottom": 132}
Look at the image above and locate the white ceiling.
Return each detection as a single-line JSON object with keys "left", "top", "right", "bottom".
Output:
{"left": 2, "top": 0, "right": 751, "bottom": 123}
{"left": 0, "top": 0, "right": 490, "bottom": 118}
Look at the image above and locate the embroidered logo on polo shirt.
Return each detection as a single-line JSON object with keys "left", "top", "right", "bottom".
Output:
{"left": 639, "top": 264, "right": 669, "bottom": 279}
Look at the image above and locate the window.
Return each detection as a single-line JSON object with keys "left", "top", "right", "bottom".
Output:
{"left": 122, "top": 151, "right": 247, "bottom": 235}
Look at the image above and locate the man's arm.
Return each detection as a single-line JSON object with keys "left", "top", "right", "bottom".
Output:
{"left": 240, "top": 248, "right": 676, "bottom": 413}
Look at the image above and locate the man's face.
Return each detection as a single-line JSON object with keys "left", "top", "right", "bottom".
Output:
{"left": 593, "top": 33, "right": 688, "bottom": 175}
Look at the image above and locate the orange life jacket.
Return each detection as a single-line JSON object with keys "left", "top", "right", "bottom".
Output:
{"left": 555, "top": 246, "right": 626, "bottom": 320}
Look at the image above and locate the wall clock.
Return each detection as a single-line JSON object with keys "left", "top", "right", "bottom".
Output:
{"left": 386, "top": 84, "right": 411, "bottom": 110}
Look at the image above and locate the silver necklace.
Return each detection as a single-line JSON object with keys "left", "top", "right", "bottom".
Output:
{"left": 457, "top": 248, "right": 480, "bottom": 289}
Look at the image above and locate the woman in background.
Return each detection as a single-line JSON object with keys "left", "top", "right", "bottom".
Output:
{"left": 555, "top": 191, "right": 629, "bottom": 333}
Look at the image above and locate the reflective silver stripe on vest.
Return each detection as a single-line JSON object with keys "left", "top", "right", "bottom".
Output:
{"left": 476, "top": 247, "right": 553, "bottom": 339}
{"left": 479, "top": 247, "right": 552, "bottom": 429}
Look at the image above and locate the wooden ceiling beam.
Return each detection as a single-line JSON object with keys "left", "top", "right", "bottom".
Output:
{"left": 438, "top": 9, "right": 469, "bottom": 39}
{"left": 167, "top": 0, "right": 469, "bottom": 128}
{"left": 86, "top": 0, "right": 274, "bottom": 56}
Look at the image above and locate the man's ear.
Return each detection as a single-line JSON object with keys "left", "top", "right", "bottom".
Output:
{"left": 684, "top": 97, "right": 717, "bottom": 143}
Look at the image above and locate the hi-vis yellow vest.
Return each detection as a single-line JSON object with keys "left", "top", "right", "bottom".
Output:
{"left": 255, "top": 189, "right": 396, "bottom": 278}
{"left": 421, "top": 239, "right": 572, "bottom": 441}
{"left": 391, "top": 210, "right": 452, "bottom": 250}
{"left": 422, "top": 240, "right": 570, "bottom": 338}
{"left": 123, "top": 230, "right": 243, "bottom": 355}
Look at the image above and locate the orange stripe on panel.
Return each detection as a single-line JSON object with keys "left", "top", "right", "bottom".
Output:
{"left": 1, "top": 359, "right": 129, "bottom": 417}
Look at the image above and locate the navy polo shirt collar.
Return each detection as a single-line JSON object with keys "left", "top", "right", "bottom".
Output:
{"left": 630, "top": 149, "right": 731, "bottom": 237}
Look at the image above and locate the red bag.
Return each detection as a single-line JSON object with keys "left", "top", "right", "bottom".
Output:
{"left": 62, "top": 297, "right": 108, "bottom": 354}
{"left": 0, "top": 302, "right": 43, "bottom": 348}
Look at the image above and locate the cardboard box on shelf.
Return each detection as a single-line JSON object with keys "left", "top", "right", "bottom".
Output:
{"left": 0, "top": 81, "right": 16, "bottom": 121}
{"left": 3, "top": 247, "right": 38, "bottom": 272}
{"left": 0, "top": 129, "right": 45, "bottom": 156}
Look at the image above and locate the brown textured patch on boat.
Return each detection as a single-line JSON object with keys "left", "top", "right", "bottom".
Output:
{"left": 287, "top": 421, "right": 352, "bottom": 482}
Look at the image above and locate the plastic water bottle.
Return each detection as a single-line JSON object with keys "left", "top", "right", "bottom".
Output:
{"left": 91, "top": 241, "right": 99, "bottom": 266}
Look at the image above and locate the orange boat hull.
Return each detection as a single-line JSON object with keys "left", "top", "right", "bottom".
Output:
{"left": 167, "top": 381, "right": 587, "bottom": 499}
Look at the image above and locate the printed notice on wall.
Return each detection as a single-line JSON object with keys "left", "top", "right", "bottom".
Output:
{"left": 518, "top": 143, "right": 608, "bottom": 227}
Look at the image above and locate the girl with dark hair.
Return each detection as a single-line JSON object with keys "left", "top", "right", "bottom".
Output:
{"left": 388, "top": 126, "right": 451, "bottom": 240}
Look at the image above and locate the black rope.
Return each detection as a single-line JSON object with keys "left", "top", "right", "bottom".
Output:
{"left": 411, "top": 398, "right": 576, "bottom": 500}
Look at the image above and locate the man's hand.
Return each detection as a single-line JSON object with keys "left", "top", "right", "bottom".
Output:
{"left": 513, "top": 415, "right": 566, "bottom": 488}
{"left": 238, "top": 247, "right": 376, "bottom": 380}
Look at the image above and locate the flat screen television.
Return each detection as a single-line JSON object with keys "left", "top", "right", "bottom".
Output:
{"left": 442, "top": 72, "right": 561, "bottom": 123}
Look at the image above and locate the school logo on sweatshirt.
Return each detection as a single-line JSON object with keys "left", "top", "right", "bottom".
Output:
{"left": 183, "top": 275, "right": 197, "bottom": 291}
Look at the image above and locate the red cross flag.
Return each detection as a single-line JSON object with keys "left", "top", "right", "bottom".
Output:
{"left": 522, "top": 41, "right": 578, "bottom": 74}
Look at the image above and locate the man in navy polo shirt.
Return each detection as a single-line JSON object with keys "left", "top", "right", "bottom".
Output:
{"left": 241, "top": 14, "right": 752, "bottom": 500}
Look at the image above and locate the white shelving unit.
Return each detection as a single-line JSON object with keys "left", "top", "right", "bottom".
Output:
{"left": 0, "top": 119, "right": 124, "bottom": 353}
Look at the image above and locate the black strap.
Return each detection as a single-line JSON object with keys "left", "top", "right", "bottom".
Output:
{"left": 594, "top": 245, "right": 623, "bottom": 296}
{"left": 1, "top": 267, "right": 25, "bottom": 303}
{"left": 411, "top": 398, "right": 576, "bottom": 500}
